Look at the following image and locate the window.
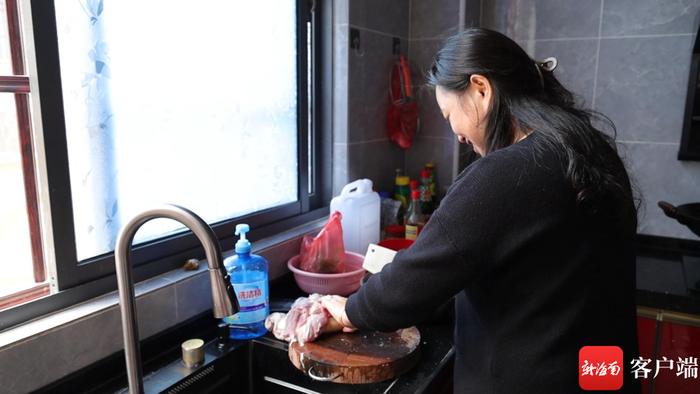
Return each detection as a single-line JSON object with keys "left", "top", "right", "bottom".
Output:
{"left": 54, "top": 1, "right": 300, "bottom": 260}
{"left": 1, "top": 0, "right": 330, "bottom": 328}
{"left": 0, "top": 0, "right": 48, "bottom": 310}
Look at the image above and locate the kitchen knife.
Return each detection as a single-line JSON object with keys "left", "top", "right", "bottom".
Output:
{"left": 362, "top": 243, "right": 397, "bottom": 274}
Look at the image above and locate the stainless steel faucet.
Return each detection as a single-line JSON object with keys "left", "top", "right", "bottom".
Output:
{"left": 114, "top": 204, "right": 239, "bottom": 394}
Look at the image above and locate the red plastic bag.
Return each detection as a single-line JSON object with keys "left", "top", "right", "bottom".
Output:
{"left": 387, "top": 55, "right": 419, "bottom": 149}
{"left": 299, "top": 211, "right": 346, "bottom": 273}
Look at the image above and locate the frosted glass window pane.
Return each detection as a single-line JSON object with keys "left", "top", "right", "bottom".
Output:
{"left": 0, "top": 94, "right": 35, "bottom": 296}
{"left": 55, "top": 1, "right": 298, "bottom": 260}
{"left": 0, "top": 1, "right": 13, "bottom": 75}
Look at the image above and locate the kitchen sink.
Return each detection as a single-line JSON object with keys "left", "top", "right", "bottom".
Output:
{"left": 39, "top": 290, "right": 452, "bottom": 394}
{"left": 127, "top": 297, "right": 407, "bottom": 394}
{"left": 138, "top": 334, "right": 403, "bottom": 394}
{"left": 128, "top": 332, "right": 407, "bottom": 394}
{"left": 106, "top": 295, "right": 453, "bottom": 394}
{"left": 124, "top": 299, "right": 453, "bottom": 394}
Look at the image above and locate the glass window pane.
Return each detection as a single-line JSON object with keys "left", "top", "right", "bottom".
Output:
{"left": 55, "top": 1, "right": 299, "bottom": 260}
{"left": 0, "top": 94, "right": 35, "bottom": 296}
{"left": 0, "top": 1, "right": 14, "bottom": 75}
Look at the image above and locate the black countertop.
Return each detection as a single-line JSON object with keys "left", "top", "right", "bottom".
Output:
{"left": 635, "top": 235, "right": 700, "bottom": 315}
{"left": 110, "top": 303, "right": 454, "bottom": 394}
{"left": 257, "top": 274, "right": 456, "bottom": 393}
{"left": 41, "top": 234, "right": 700, "bottom": 393}
{"left": 246, "top": 320, "right": 454, "bottom": 394}
{"left": 38, "top": 273, "right": 455, "bottom": 393}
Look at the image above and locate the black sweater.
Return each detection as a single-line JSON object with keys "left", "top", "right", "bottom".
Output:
{"left": 346, "top": 131, "right": 640, "bottom": 393}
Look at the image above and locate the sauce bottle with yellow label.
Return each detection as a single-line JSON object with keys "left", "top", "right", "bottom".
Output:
{"left": 405, "top": 190, "right": 426, "bottom": 240}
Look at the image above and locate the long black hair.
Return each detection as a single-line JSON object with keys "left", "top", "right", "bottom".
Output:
{"left": 427, "top": 28, "right": 637, "bottom": 224}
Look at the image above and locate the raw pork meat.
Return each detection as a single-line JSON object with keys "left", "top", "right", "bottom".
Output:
{"left": 265, "top": 294, "right": 333, "bottom": 345}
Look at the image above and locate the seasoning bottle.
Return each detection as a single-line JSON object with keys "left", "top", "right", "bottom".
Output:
{"left": 420, "top": 169, "right": 434, "bottom": 215}
{"left": 405, "top": 190, "right": 426, "bottom": 240}
{"left": 394, "top": 174, "right": 411, "bottom": 210}
{"left": 425, "top": 162, "right": 436, "bottom": 200}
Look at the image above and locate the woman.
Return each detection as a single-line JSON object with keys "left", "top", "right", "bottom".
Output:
{"left": 323, "top": 28, "right": 640, "bottom": 393}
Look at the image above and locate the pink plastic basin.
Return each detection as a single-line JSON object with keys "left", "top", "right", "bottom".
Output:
{"left": 287, "top": 251, "right": 366, "bottom": 296}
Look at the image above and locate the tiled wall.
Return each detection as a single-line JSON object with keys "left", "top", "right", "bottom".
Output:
{"left": 482, "top": 0, "right": 700, "bottom": 240}
{"left": 333, "top": 0, "right": 481, "bottom": 198}
{"left": 407, "top": 0, "right": 462, "bottom": 197}
{"left": 408, "top": 0, "right": 482, "bottom": 194}
{"left": 333, "top": 0, "right": 409, "bottom": 195}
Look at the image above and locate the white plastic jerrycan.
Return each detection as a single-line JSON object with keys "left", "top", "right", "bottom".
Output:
{"left": 330, "top": 179, "right": 380, "bottom": 254}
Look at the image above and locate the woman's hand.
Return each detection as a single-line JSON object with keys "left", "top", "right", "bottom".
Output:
{"left": 321, "top": 295, "right": 357, "bottom": 333}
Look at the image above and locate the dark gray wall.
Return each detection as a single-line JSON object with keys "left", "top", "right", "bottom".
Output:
{"left": 335, "top": 0, "right": 699, "bottom": 240}
{"left": 408, "top": 0, "right": 481, "bottom": 195}
{"left": 482, "top": 0, "right": 700, "bottom": 240}
{"left": 333, "top": 0, "right": 481, "bottom": 197}
{"left": 407, "top": 0, "right": 462, "bottom": 197}
{"left": 333, "top": 0, "right": 409, "bottom": 195}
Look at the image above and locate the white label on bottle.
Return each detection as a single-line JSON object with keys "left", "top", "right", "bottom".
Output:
{"left": 222, "top": 279, "right": 269, "bottom": 325}
{"left": 405, "top": 225, "right": 418, "bottom": 240}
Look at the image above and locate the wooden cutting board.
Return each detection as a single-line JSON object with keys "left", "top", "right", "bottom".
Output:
{"left": 288, "top": 327, "right": 421, "bottom": 384}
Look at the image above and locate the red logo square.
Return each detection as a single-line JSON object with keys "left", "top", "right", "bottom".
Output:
{"left": 579, "top": 346, "right": 624, "bottom": 391}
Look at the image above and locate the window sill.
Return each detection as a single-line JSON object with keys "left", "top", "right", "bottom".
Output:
{"left": 0, "top": 284, "right": 50, "bottom": 310}
{"left": 0, "top": 217, "right": 325, "bottom": 394}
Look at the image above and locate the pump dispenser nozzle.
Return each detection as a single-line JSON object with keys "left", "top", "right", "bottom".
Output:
{"left": 234, "top": 224, "right": 251, "bottom": 253}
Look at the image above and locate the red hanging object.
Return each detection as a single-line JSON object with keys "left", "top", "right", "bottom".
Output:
{"left": 386, "top": 55, "right": 419, "bottom": 149}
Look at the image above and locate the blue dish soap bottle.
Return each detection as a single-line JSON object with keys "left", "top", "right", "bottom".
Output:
{"left": 223, "top": 224, "right": 269, "bottom": 339}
